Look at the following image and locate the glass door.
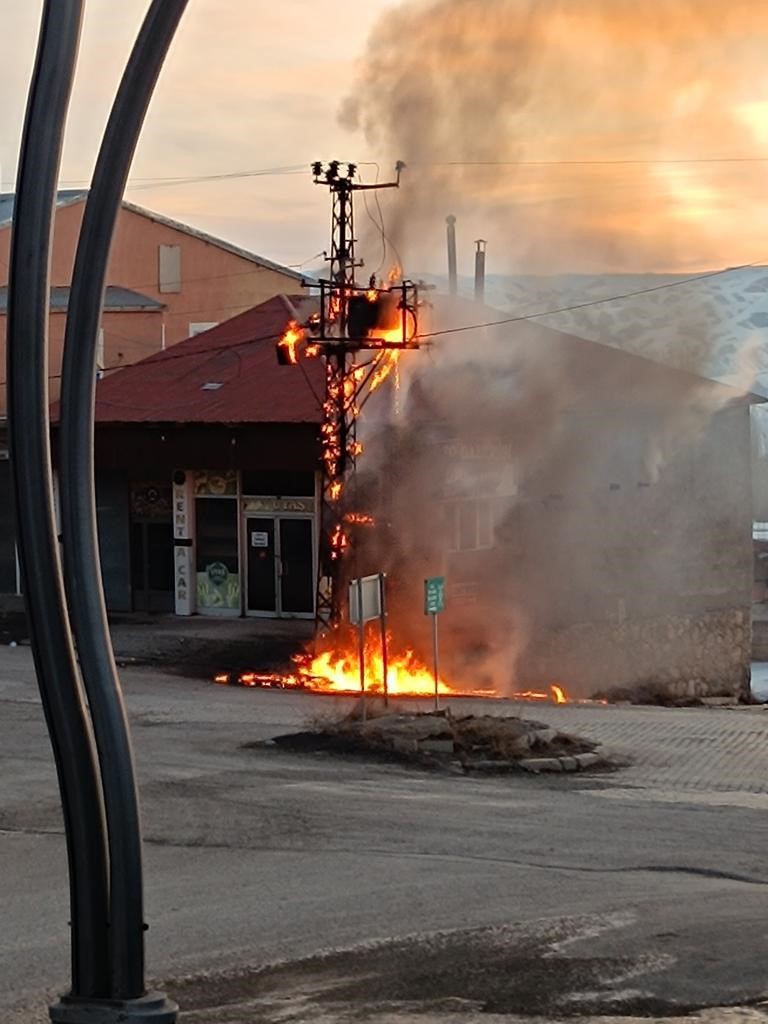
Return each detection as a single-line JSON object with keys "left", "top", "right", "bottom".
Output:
{"left": 246, "top": 518, "right": 277, "bottom": 615}
{"left": 278, "top": 517, "right": 314, "bottom": 616}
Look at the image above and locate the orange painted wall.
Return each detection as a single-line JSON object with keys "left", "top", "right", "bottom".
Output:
{"left": 0, "top": 196, "right": 301, "bottom": 415}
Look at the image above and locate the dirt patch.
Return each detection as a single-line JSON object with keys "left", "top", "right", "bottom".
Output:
{"left": 264, "top": 705, "right": 602, "bottom": 774}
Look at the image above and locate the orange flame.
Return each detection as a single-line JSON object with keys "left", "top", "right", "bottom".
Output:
{"left": 294, "top": 631, "right": 466, "bottom": 697}
{"left": 511, "top": 684, "right": 570, "bottom": 704}
{"left": 277, "top": 320, "right": 305, "bottom": 364}
{"left": 344, "top": 512, "right": 375, "bottom": 525}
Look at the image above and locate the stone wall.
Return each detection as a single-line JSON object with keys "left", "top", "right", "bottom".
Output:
{"left": 519, "top": 607, "right": 751, "bottom": 701}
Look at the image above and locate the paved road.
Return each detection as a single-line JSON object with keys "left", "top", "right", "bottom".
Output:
{"left": 2, "top": 648, "right": 768, "bottom": 1022}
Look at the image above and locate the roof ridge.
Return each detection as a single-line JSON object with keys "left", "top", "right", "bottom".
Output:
{"left": 119, "top": 199, "right": 306, "bottom": 282}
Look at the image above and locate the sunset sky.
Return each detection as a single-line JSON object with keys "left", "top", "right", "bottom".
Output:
{"left": 0, "top": 1, "right": 393, "bottom": 271}
{"left": 2, "top": 1, "right": 768, "bottom": 277}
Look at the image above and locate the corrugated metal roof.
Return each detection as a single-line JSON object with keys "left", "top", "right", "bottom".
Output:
{"left": 0, "top": 189, "right": 87, "bottom": 227}
{"left": 91, "top": 294, "right": 324, "bottom": 425}
{"left": 0, "top": 285, "right": 164, "bottom": 312}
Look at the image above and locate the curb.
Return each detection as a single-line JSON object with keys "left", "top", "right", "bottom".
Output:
{"left": 519, "top": 750, "right": 603, "bottom": 773}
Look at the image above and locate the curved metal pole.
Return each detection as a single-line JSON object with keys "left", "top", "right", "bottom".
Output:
{"left": 6, "top": 0, "right": 111, "bottom": 1000}
{"left": 59, "top": 0, "right": 189, "bottom": 1003}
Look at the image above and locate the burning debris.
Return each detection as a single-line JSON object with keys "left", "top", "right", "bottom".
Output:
{"left": 213, "top": 625, "right": 577, "bottom": 703}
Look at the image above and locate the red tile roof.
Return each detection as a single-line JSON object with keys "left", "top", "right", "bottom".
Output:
{"left": 91, "top": 294, "right": 324, "bottom": 425}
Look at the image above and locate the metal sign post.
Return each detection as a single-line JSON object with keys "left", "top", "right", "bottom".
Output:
{"left": 356, "top": 577, "right": 366, "bottom": 721}
{"left": 350, "top": 573, "right": 386, "bottom": 721}
{"left": 424, "top": 577, "right": 446, "bottom": 712}
{"left": 378, "top": 573, "right": 389, "bottom": 706}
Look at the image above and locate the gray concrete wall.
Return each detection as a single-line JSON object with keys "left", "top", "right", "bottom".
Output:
{"left": 510, "top": 401, "right": 754, "bottom": 699}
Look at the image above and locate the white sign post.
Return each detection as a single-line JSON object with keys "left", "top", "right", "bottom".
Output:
{"left": 349, "top": 573, "right": 387, "bottom": 718}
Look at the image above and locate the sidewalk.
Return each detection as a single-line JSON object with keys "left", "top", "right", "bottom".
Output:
{"left": 108, "top": 612, "right": 313, "bottom": 678}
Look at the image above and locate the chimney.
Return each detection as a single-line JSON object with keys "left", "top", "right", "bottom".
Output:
{"left": 474, "top": 239, "right": 487, "bottom": 303}
{"left": 446, "top": 215, "right": 458, "bottom": 295}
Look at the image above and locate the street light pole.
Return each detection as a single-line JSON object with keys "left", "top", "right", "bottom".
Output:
{"left": 6, "top": 0, "right": 111, "bottom": 1000}
{"left": 9, "top": 1, "right": 186, "bottom": 1020}
{"left": 59, "top": 0, "right": 188, "bottom": 1011}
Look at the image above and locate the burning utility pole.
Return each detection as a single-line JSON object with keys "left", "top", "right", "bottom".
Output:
{"left": 277, "top": 161, "right": 422, "bottom": 630}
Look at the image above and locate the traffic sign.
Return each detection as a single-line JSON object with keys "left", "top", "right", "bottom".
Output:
{"left": 424, "top": 576, "right": 446, "bottom": 615}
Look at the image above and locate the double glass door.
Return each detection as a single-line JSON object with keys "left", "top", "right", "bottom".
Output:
{"left": 246, "top": 516, "right": 314, "bottom": 617}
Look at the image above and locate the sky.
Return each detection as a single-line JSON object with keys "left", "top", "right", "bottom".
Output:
{"left": 0, "top": 1, "right": 394, "bottom": 272}
{"left": 3, "top": 1, "right": 768, "bottom": 278}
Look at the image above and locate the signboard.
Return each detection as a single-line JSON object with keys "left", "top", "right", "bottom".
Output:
{"left": 349, "top": 574, "right": 383, "bottom": 625}
{"left": 251, "top": 531, "right": 269, "bottom": 548}
{"left": 424, "top": 576, "right": 446, "bottom": 615}
{"left": 243, "top": 497, "right": 315, "bottom": 515}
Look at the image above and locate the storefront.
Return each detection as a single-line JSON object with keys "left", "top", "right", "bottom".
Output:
{"left": 173, "top": 468, "right": 318, "bottom": 619}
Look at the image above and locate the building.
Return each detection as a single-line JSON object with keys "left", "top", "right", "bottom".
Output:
{"left": 0, "top": 191, "right": 306, "bottom": 603}
{"left": 0, "top": 189, "right": 305, "bottom": 412}
{"left": 81, "top": 294, "right": 323, "bottom": 617}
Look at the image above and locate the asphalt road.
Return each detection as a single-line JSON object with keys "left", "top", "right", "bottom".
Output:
{"left": 2, "top": 647, "right": 768, "bottom": 1023}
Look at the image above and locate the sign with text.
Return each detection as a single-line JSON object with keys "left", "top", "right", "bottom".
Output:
{"left": 424, "top": 576, "right": 446, "bottom": 615}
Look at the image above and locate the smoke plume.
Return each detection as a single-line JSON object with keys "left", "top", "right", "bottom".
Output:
{"left": 339, "top": 1, "right": 759, "bottom": 698}
{"left": 342, "top": 0, "right": 768, "bottom": 275}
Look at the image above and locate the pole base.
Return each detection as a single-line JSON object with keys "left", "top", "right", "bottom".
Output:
{"left": 50, "top": 992, "right": 177, "bottom": 1024}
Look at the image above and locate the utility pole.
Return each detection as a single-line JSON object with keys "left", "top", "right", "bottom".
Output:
{"left": 279, "top": 161, "right": 423, "bottom": 631}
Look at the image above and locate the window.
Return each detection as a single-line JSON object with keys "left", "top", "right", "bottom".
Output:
{"left": 96, "top": 327, "right": 105, "bottom": 377}
{"left": 188, "top": 322, "right": 219, "bottom": 337}
{"left": 158, "top": 244, "right": 181, "bottom": 293}
{"left": 444, "top": 499, "right": 496, "bottom": 552}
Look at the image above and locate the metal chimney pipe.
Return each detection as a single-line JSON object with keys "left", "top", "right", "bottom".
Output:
{"left": 474, "top": 239, "right": 487, "bottom": 303}
{"left": 446, "top": 215, "right": 457, "bottom": 295}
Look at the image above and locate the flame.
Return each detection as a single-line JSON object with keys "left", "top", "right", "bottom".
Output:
{"left": 345, "top": 512, "right": 375, "bottom": 525}
{"left": 277, "top": 320, "right": 305, "bottom": 364}
{"left": 294, "top": 631, "right": 459, "bottom": 697}
{"left": 213, "top": 638, "right": 572, "bottom": 704}
{"left": 511, "top": 684, "right": 569, "bottom": 704}
{"left": 330, "top": 523, "right": 349, "bottom": 559}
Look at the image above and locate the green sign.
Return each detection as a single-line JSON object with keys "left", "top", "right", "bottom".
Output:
{"left": 424, "top": 576, "right": 446, "bottom": 615}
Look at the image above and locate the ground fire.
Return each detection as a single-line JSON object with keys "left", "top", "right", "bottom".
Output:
{"left": 213, "top": 627, "right": 571, "bottom": 703}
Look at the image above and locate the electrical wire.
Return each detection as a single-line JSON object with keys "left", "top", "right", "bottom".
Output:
{"left": 0, "top": 254, "right": 764, "bottom": 394}
{"left": 415, "top": 259, "right": 768, "bottom": 341}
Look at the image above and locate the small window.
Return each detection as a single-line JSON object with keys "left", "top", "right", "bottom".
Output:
{"left": 445, "top": 499, "right": 495, "bottom": 552}
{"left": 96, "top": 327, "right": 105, "bottom": 377}
{"left": 158, "top": 244, "right": 181, "bottom": 293}
{"left": 188, "top": 322, "right": 219, "bottom": 337}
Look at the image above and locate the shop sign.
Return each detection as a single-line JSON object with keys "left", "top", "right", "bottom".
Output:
{"left": 194, "top": 470, "right": 237, "bottom": 497}
{"left": 243, "top": 496, "right": 314, "bottom": 515}
{"left": 173, "top": 480, "right": 189, "bottom": 540}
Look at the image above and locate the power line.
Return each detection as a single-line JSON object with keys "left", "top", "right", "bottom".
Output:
{"left": 1, "top": 163, "right": 308, "bottom": 192}
{"left": 1, "top": 254, "right": 763, "bottom": 392}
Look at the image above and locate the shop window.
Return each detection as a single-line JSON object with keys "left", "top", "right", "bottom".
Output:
{"left": 196, "top": 498, "right": 239, "bottom": 610}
